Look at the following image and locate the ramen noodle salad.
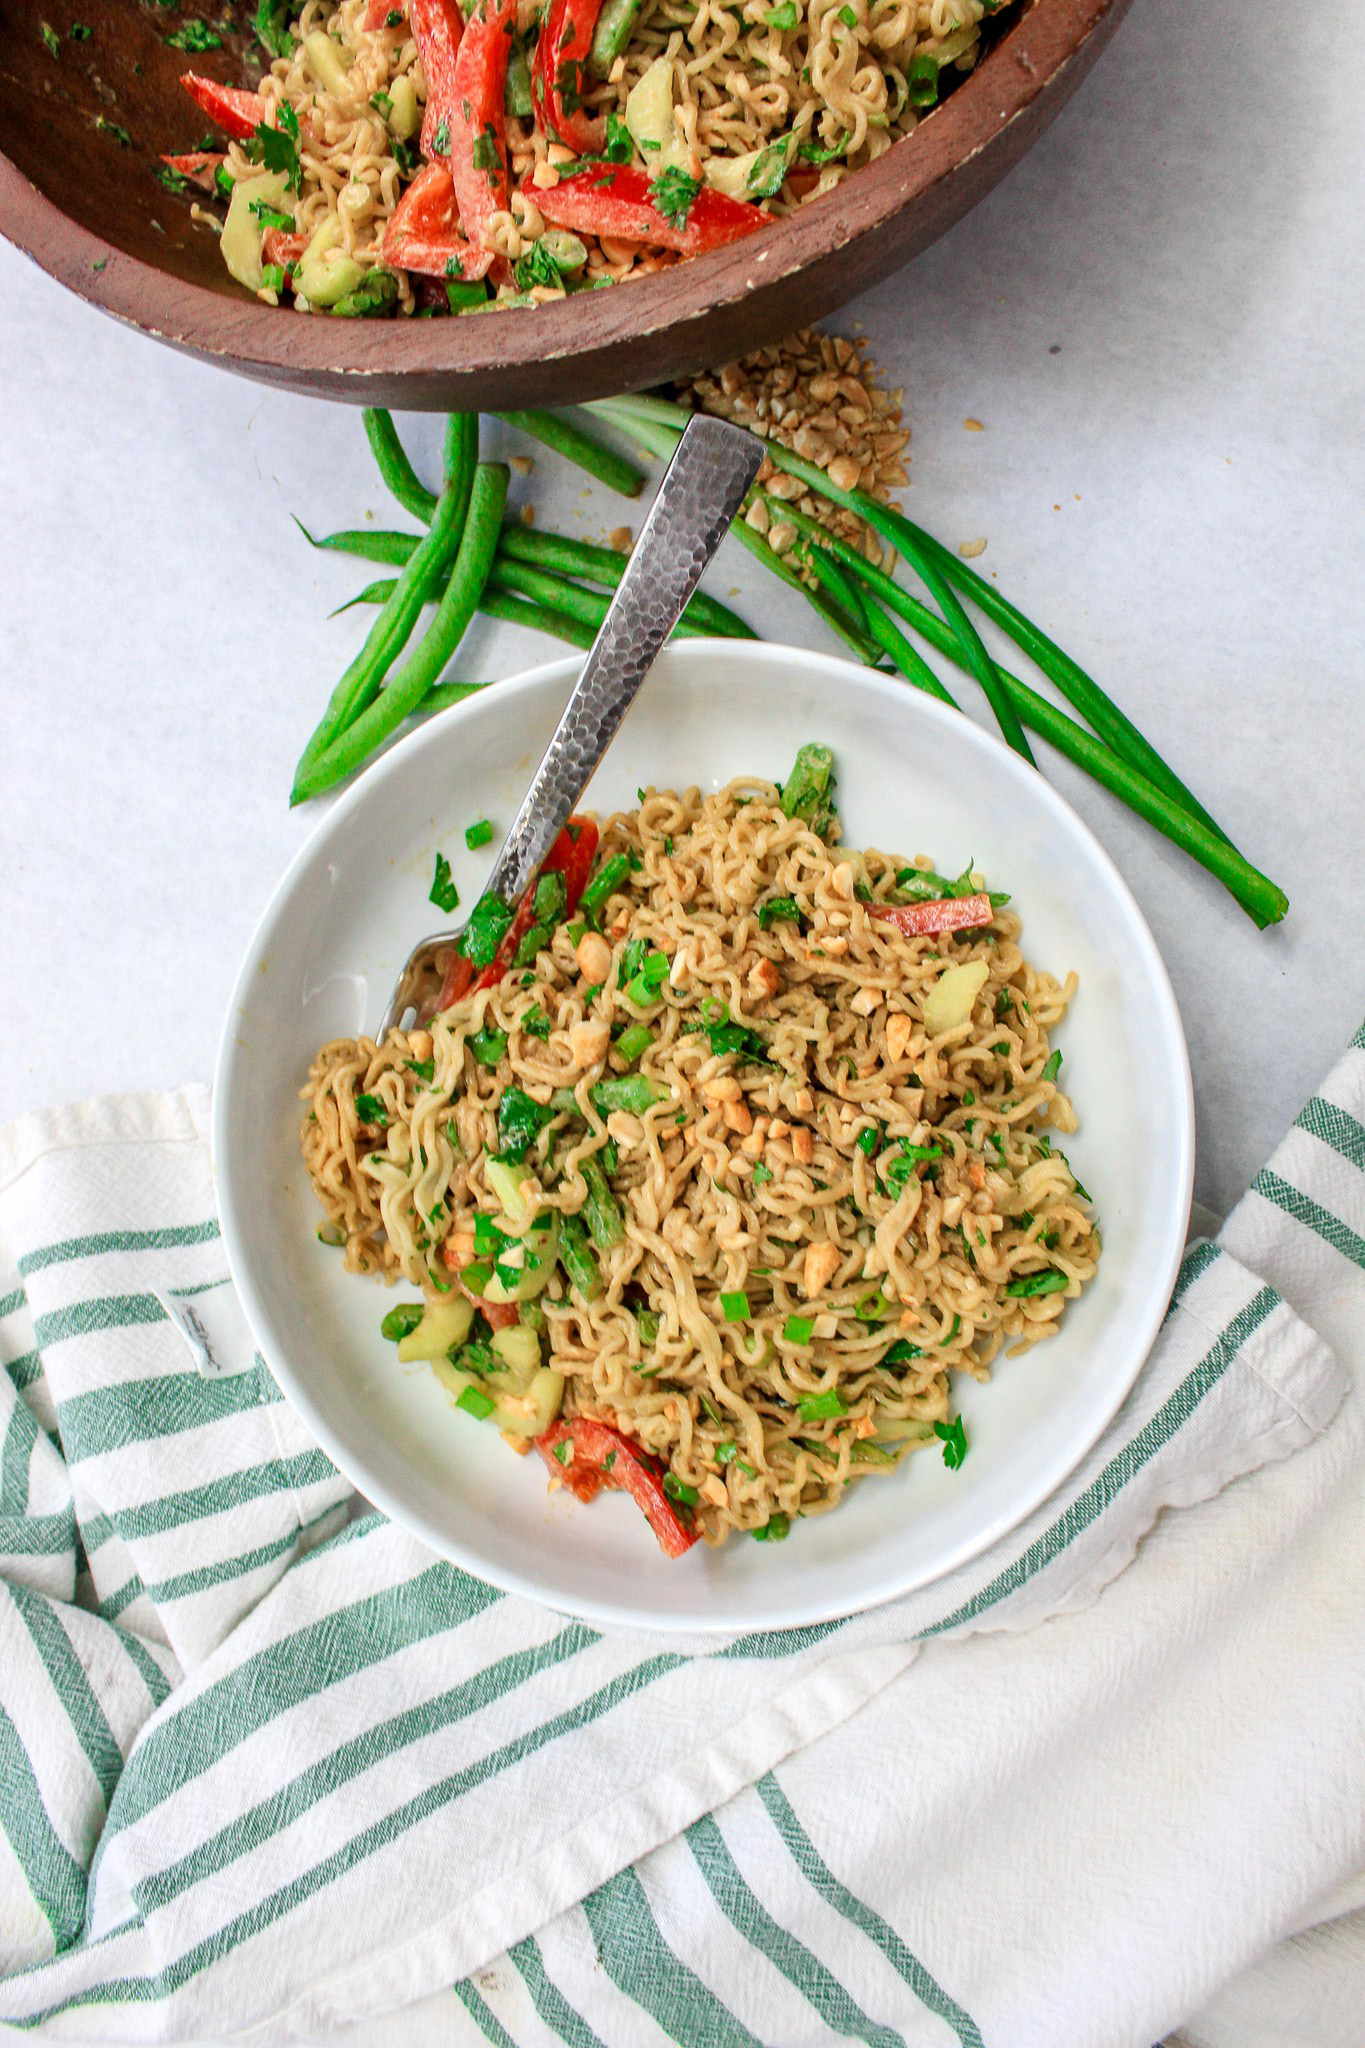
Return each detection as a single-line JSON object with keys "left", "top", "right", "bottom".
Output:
{"left": 170, "top": 0, "right": 1017, "bottom": 314}
{"left": 301, "top": 746, "right": 1100, "bottom": 1555}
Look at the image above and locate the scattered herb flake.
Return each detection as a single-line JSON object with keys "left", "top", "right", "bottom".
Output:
{"left": 429, "top": 851, "right": 460, "bottom": 914}
{"left": 934, "top": 1415, "right": 968, "bottom": 1469}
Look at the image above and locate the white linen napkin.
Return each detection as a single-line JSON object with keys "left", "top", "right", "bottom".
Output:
{"left": 0, "top": 1030, "right": 1359, "bottom": 2046}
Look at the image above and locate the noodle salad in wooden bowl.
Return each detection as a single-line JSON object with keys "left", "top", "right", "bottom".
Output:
{"left": 214, "top": 642, "right": 1191, "bottom": 1630}
{"left": 0, "top": 0, "right": 1133, "bottom": 407}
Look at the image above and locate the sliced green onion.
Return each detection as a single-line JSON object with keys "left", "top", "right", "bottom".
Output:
{"left": 720, "top": 1290, "right": 750, "bottom": 1323}
{"left": 783, "top": 1314, "right": 815, "bottom": 1344}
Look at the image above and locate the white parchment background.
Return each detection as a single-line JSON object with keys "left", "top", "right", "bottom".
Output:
{"left": 2, "top": 0, "right": 1363, "bottom": 1220}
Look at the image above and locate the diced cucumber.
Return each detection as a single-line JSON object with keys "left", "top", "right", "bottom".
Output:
{"left": 483, "top": 1210, "right": 562, "bottom": 1302}
{"left": 303, "top": 27, "right": 352, "bottom": 94}
{"left": 296, "top": 218, "right": 366, "bottom": 307}
{"left": 923, "top": 960, "right": 990, "bottom": 1037}
{"left": 396, "top": 1295, "right": 475, "bottom": 1361}
{"left": 490, "top": 1365, "right": 565, "bottom": 1438}
{"left": 624, "top": 58, "right": 688, "bottom": 171}
{"left": 221, "top": 170, "right": 287, "bottom": 293}
{"left": 491, "top": 1321, "right": 542, "bottom": 1382}
{"left": 388, "top": 72, "right": 419, "bottom": 139}
{"left": 704, "top": 136, "right": 790, "bottom": 200}
{"left": 486, "top": 1157, "right": 533, "bottom": 1225}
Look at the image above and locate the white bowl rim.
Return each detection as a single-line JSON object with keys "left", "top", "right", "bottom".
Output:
{"left": 213, "top": 640, "right": 1194, "bottom": 1633}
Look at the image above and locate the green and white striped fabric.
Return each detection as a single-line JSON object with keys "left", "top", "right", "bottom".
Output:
{"left": 0, "top": 1036, "right": 1360, "bottom": 2047}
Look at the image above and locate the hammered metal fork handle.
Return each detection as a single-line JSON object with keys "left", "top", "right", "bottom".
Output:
{"left": 482, "top": 413, "right": 763, "bottom": 909}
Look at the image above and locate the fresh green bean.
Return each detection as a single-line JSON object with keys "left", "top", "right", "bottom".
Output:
{"left": 589, "top": 0, "right": 643, "bottom": 71}
{"left": 300, "top": 523, "right": 421, "bottom": 567}
{"left": 730, "top": 516, "right": 882, "bottom": 667}
{"left": 486, "top": 556, "right": 716, "bottom": 642}
{"left": 333, "top": 531, "right": 752, "bottom": 640}
{"left": 782, "top": 508, "right": 957, "bottom": 707}
{"left": 425, "top": 681, "right": 487, "bottom": 716}
{"left": 362, "top": 408, "right": 439, "bottom": 523}
{"left": 498, "top": 524, "right": 757, "bottom": 639}
{"left": 899, "top": 519, "right": 1232, "bottom": 844}
{"left": 558, "top": 1214, "right": 602, "bottom": 1301}
{"left": 294, "top": 462, "right": 508, "bottom": 800}
{"left": 494, "top": 410, "right": 644, "bottom": 498}
{"left": 875, "top": 512, "right": 1032, "bottom": 762}
{"left": 478, "top": 589, "right": 596, "bottom": 649}
{"left": 779, "top": 511, "right": 1288, "bottom": 924}
{"left": 579, "top": 1153, "right": 625, "bottom": 1249}
{"left": 292, "top": 411, "right": 477, "bottom": 798}
{"left": 590, "top": 394, "right": 1284, "bottom": 922}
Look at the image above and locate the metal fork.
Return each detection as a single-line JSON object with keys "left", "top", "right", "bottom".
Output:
{"left": 379, "top": 412, "right": 764, "bottom": 1035}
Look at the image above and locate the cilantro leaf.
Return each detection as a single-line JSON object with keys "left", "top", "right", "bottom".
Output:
{"left": 429, "top": 851, "right": 460, "bottom": 915}
{"left": 934, "top": 1415, "right": 967, "bottom": 1468}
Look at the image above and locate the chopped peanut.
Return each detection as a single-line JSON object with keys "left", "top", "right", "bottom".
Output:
{"left": 701, "top": 1475, "right": 729, "bottom": 1508}
{"left": 816, "top": 934, "right": 848, "bottom": 957}
{"left": 575, "top": 929, "right": 612, "bottom": 984}
{"left": 791, "top": 1126, "right": 814, "bottom": 1164}
{"left": 849, "top": 987, "right": 883, "bottom": 1016}
{"left": 769, "top": 1117, "right": 790, "bottom": 1140}
{"left": 500, "top": 1431, "right": 533, "bottom": 1455}
{"left": 408, "top": 1029, "right": 433, "bottom": 1061}
{"left": 445, "top": 1228, "right": 476, "bottom": 1265}
{"left": 722, "top": 1097, "right": 754, "bottom": 1136}
{"left": 741, "top": 1121, "right": 768, "bottom": 1159}
{"left": 885, "top": 1013, "right": 914, "bottom": 1063}
{"left": 804, "top": 1240, "right": 842, "bottom": 1297}
{"left": 749, "top": 958, "right": 781, "bottom": 999}
{"left": 791, "top": 1087, "right": 815, "bottom": 1116}
{"left": 967, "top": 1159, "right": 987, "bottom": 1191}
{"left": 568, "top": 1019, "right": 610, "bottom": 1067}
{"left": 830, "top": 861, "right": 856, "bottom": 899}
{"left": 703, "top": 1076, "right": 743, "bottom": 1103}
{"left": 853, "top": 1415, "right": 879, "bottom": 1439}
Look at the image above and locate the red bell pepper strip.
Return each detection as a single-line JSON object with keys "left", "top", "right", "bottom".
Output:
{"left": 262, "top": 226, "right": 309, "bottom": 267}
{"left": 180, "top": 73, "right": 271, "bottom": 142}
{"left": 364, "top": 0, "right": 404, "bottom": 26}
{"left": 448, "top": 0, "right": 516, "bottom": 251}
{"left": 432, "top": 816, "right": 597, "bottom": 1011}
{"left": 381, "top": 162, "right": 494, "bottom": 279}
{"left": 531, "top": 0, "right": 606, "bottom": 156}
{"left": 869, "top": 893, "right": 995, "bottom": 938}
{"left": 526, "top": 163, "right": 768, "bottom": 256}
{"left": 536, "top": 1417, "right": 699, "bottom": 1558}
{"left": 471, "top": 816, "right": 598, "bottom": 990}
{"left": 434, "top": 948, "right": 474, "bottom": 1013}
{"left": 409, "top": 0, "right": 465, "bottom": 161}
{"left": 161, "top": 150, "right": 224, "bottom": 190}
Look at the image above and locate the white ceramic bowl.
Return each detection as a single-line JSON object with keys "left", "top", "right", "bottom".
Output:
{"left": 214, "top": 641, "right": 1193, "bottom": 1633}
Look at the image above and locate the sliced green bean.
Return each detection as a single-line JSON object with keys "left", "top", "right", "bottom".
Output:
{"left": 579, "top": 1154, "right": 625, "bottom": 1249}
{"left": 591, "top": 1075, "right": 668, "bottom": 1115}
{"left": 494, "top": 410, "right": 644, "bottom": 497}
{"left": 292, "top": 411, "right": 477, "bottom": 798}
{"left": 589, "top": 0, "right": 643, "bottom": 72}
{"left": 580, "top": 851, "right": 632, "bottom": 918}
{"left": 294, "top": 461, "right": 509, "bottom": 800}
{"left": 558, "top": 1214, "right": 602, "bottom": 1301}
{"left": 362, "top": 408, "right": 440, "bottom": 523}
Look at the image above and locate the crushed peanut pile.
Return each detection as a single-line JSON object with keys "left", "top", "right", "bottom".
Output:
{"left": 679, "top": 328, "right": 910, "bottom": 571}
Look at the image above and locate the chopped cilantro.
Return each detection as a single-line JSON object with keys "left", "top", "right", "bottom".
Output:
{"left": 355, "top": 1092, "right": 387, "bottom": 1126}
{"left": 166, "top": 19, "right": 222, "bottom": 50}
{"left": 650, "top": 164, "right": 702, "bottom": 228}
{"left": 1005, "top": 1269, "right": 1069, "bottom": 1298}
{"left": 934, "top": 1415, "right": 967, "bottom": 1469}
{"left": 463, "top": 891, "right": 513, "bottom": 967}
{"left": 253, "top": 109, "right": 300, "bottom": 191}
{"left": 1041, "top": 1049, "right": 1062, "bottom": 1083}
{"left": 429, "top": 851, "right": 459, "bottom": 914}
{"left": 497, "top": 1086, "right": 553, "bottom": 1160}
{"left": 752, "top": 1512, "right": 790, "bottom": 1541}
{"left": 469, "top": 1027, "right": 508, "bottom": 1069}
{"left": 40, "top": 21, "right": 60, "bottom": 56}
{"left": 757, "top": 894, "right": 801, "bottom": 930}
{"left": 751, "top": 1163, "right": 774, "bottom": 1187}
{"left": 95, "top": 116, "right": 132, "bottom": 145}
{"left": 663, "top": 1473, "right": 698, "bottom": 1506}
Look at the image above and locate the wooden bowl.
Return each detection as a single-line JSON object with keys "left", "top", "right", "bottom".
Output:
{"left": 0, "top": 0, "right": 1131, "bottom": 409}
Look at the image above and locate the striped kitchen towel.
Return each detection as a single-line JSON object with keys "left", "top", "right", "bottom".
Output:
{"left": 0, "top": 1030, "right": 1360, "bottom": 2047}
